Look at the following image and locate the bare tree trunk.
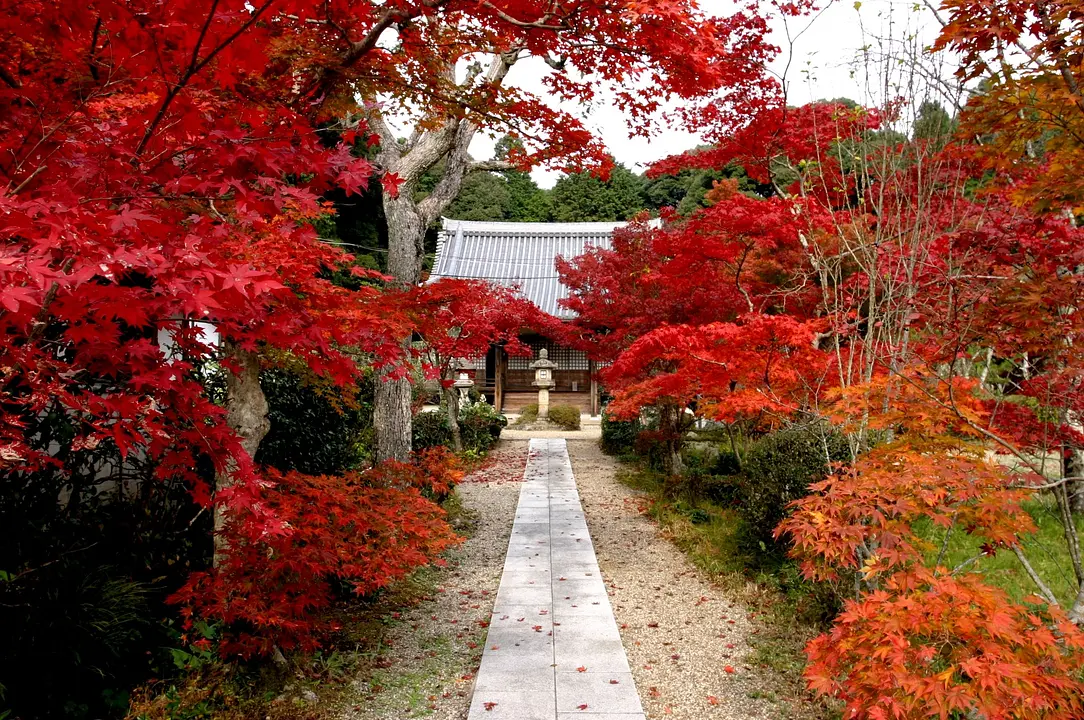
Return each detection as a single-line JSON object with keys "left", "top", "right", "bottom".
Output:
{"left": 367, "top": 52, "right": 518, "bottom": 463}
{"left": 374, "top": 201, "right": 426, "bottom": 463}
{"left": 214, "top": 341, "right": 270, "bottom": 567}
{"left": 659, "top": 403, "right": 685, "bottom": 476}
{"left": 1065, "top": 443, "right": 1084, "bottom": 515}
{"left": 445, "top": 384, "right": 463, "bottom": 452}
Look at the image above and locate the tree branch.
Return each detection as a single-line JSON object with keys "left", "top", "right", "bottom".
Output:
{"left": 415, "top": 50, "right": 519, "bottom": 222}
{"left": 135, "top": 0, "right": 275, "bottom": 158}
{"left": 481, "top": 1, "right": 564, "bottom": 30}
{"left": 1012, "top": 544, "right": 1060, "bottom": 607}
{"left": 0, "top": 63, "right": 20, "bottom": 89}
{"left": 469, "top": 159, "right": 515, "bottom": 172}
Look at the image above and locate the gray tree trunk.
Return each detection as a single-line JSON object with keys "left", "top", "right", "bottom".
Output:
{"left": 660, "top": 403, "right": 685, "bottom": 477}
{"left": 367, "top": 52, "right": 518, "bottom": 464}
{"left": 373, "top": 199, "right": 427, "bottom": 463}
{"left": 445, "top": 384, "right": 463, "bottom": 453}
{"left": 214, "top": 341, "right": 270, "bottom": 567}
{"left": 1065, "top": 444, "right": 1084, "bottom": 515}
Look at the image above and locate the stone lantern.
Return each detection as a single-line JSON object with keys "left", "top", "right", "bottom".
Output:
{"left": 453, "top": 359, "right": 475, "bottom": 404}
{"left": 530, "top": 348, "right": 557, "bottom": 419}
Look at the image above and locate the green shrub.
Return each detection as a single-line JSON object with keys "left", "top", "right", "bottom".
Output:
{"left": 256, "top": 368, "right": 374, "bottom": 474}
{"left": 601, "top": 411, "right": 642, "bottom": 455}
{"left": 513, "top": 403, "right": 539, "bottom": 426}
{"left": 677, "top": 446, "right": 740, "bottom": 504}
{"left": 412, "top": 411, "right": 453, "bottom": 451}
{"left": 0, "top": 389, "right": 216, "bottom": 719}
{"left": 547, "top": 404, "right": 581, "bottom": 430}
{"left": 735, "top": 423, "right": 851, "bottom": 558}
{"left": 413, "top": 403, "right": 507, "bottom": 454}
{"left": 460, "top": 401, "right": 508, "bottom": 453}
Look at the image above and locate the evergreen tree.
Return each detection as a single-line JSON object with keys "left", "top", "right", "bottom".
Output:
{"left": 913, "top": 100, "right": 957, "bottom": 145}
{"left": 550, "top": 163, "right": 645, "bottom": 221}
{"left": 505, "top": 171, "right": 553, "bottom": 221}
{"left": 445, "top": 172, "right": 512, "bottom": 220}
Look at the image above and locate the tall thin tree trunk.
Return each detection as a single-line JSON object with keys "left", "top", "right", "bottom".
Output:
{"left": 445, "top": 384, "right": 463, "bottom": 452}
{"left": 660, "top": 403, "right": 685, "bottom": 476}
{"left": 375, "top": 198, "right": 426, "bottom": 462}
{"left": 1065, "top": 444, "right": 1084, "bottom": 515}
{"left": 214, "top": 341, "right": 270, "bottom": 567}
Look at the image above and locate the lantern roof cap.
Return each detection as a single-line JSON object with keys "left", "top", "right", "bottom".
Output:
{"left": 530, "top": 347, "right": 557, "bottom": 369}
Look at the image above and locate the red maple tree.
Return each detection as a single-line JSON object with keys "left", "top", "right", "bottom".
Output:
{"left": 563, "top": 67, "right": 1084, "bottom": 717}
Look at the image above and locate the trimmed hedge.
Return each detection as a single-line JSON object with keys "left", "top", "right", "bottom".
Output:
{"left": 547, "top": 404, "right": 581, "bottom": 430}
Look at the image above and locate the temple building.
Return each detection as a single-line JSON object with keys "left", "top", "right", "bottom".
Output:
{"left": 428, "top": 217, "right": 633, "bottom": 416}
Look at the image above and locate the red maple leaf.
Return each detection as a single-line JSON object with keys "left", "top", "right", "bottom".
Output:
{"left": 381, "top": 171, "right": 404, "bottom": 199}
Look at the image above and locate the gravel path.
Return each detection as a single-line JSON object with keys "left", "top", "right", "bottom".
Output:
{"left": 342, "top": 441, "right": 528, "bottom": 720}
{"left": 344, "top": 438, "right": 789, "bottom": 720}
{"left": 567, "top": 440, "right": 779, "bottom": 720}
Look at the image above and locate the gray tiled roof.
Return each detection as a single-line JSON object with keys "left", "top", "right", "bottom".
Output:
{"left": 429, "top": 218, "right": 626, "bottom": 318}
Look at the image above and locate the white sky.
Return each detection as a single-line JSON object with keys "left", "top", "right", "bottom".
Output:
{"left": 468, "top": 0, "right": 951, "bottom": 188}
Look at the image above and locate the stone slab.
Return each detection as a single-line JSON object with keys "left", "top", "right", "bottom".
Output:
{"left": 467, "top": 439, "right": 643, "bottom": 720}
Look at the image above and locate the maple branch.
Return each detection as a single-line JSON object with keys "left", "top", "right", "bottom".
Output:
{"left": 1069, "top": 579, "right": 1084, "bottom": 624}
{"left": 1034, "top": 4, "right": 1084, "bottom": 118}
{"left": 888, "top": 366, "right": 1047, "bottom": 478}
{"left": 87, "top": 16, "right": 103, "bottom": 82}
{"left": 304, "top": 0, "right": 450, "bottom": 104}
{"left": 1009, "top": 475, "right": 1084, "bottom": 491}
{"left": 135, "top": 0, "right": 275, "bottom": 158}
{"left": 0, "top": 63, "right": 19, "bottom": 89}
{"left": 9, "top": 165, "right": 46, "bottom": 195}
{"left": 1055, "top": 481, "right": 1084, "bottom": 587}
{"left": 345, "top": 0, "right": 452, "bottom": 69}
{"left": 26, "top": 257, "right": 76, "bottom": 345}
{"left": 416, "top": 50, "right": 519, "bottom": 223}
{"left": 920, "top": 0, "right": 947, "bottom": 28}
{"left": 950, "top": 553, "right": 984, "bottom": 575}
{"left": 1012, "top": 544, "right": 1060, "bottom": 607}
{"left": 481, "top": 1, "right": 565, "bottom": 30}
{"left": 366, "top": 106, "right": 401, "bottom": 164}
{"left": 934, "top": 513, "right": 958, "bottom": 569}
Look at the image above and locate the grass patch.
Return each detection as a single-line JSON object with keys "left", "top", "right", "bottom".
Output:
{"left": 614, "top": 465, "right": 840, "bottom": 720}
{"left": 916, "top": 495, "right": 1084, "bottom": 606}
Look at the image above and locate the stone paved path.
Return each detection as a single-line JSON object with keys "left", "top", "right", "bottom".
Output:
{"left": 467, "top": 438, "right": 645, "bottom": 720}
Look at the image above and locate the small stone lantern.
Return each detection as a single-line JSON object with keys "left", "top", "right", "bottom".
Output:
{"left": 453, "top": 359, "right": 475, "bottom": 404}
{"left": 530, "top": 347, "right": 557, "bottom": 419}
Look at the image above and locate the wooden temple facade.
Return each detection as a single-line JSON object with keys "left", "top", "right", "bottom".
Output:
{"left": 428, "top": 218, "right": 630, "bottom": 416}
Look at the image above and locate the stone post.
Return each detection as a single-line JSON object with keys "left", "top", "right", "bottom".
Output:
{"left": 530, "top": 348, "right": 557, "bottom": 420}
